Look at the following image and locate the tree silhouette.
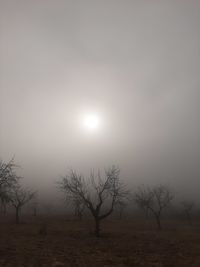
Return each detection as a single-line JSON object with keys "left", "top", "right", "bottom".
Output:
{"left": 0, "top": 158, "right": 20, "bottom": 215}
{"left": 59, "top": 166, "right": 127, "bottom": 237}
{"left": 10, "top": 184, "right": 35, "bottom": 224}
{"left": 135, "top": 185, "right": 173, "bottom": 230}
{"left": 181, "top": 200, "right": 194, "bottom": 224}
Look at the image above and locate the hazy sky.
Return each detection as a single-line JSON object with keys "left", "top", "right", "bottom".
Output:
{"left": 0, "top": 0, "right": 200, "bottom": 199}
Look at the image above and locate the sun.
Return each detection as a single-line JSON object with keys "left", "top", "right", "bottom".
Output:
{"left": 82, "top": 113, "right": 100, "bottom": 131}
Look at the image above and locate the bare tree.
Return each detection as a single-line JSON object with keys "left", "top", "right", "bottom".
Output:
{"left": 116, "top": 199, "right": 128, "bottom": 220}
{"left": 181, "top": 200, "right": 194, "bottom": 224}
{"left": 64, "top": 194, "right": 85, "bottom": 220}
{"left": 72, "top": 196, "right": 85, "bottom": 220}
{"left": 134, "top": 185, "right": 174, "bottom": 230}
{"left": 0, "top": 158, "right": 19, "bottom": 188}
{"left": 0, "top": 187, "right": 10, "bottom": 215}
{"left": 10, "top": 184, "right": 35, "bottom": 224}
{"left": 59, "top": 166, "right": 127, "bottom": 237}
{"left": 0, "top": 158, "right": 20, "bottom": 215}
{"left": 134, "top": 185, "right": 152, "bottom": 220}
{"left": 31, "top": 194, "right": 38, "bottom": 217}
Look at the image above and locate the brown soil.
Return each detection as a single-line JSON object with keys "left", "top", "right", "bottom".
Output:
{"left": 0, "top": 216, "right": 200, "bottom": 267}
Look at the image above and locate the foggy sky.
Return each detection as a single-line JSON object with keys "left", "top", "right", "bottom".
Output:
{"left": 0, "top": 0, "right": 200, "bottom": 200}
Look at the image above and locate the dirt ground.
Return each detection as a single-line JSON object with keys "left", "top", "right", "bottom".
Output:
{"left": 0, "top": 216, "right": 200, "bottom": 267}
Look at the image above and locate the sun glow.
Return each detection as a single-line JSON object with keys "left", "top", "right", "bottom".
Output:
{"left": 82, "top": 113, "right": 100, "bottom": 131}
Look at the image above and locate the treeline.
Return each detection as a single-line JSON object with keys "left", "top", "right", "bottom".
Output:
{"left": 0, "top": 158, "right": 198, "bottom": 237}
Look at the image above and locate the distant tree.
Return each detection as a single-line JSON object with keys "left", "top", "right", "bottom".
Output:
{"left": 64, "top": 193, "right": 86, "bottom": 220}
{"left": 59, "top": 166, "right": 127, "bottom": 237}
{"left": 32, "top": 201, "right": 38, "bottom": 217}
{"left": 31, "top": 194, "right": 38, "bottom": 217}
{"left": 0, "top": 158, "right": 20, "bottom": 215}
{"left": 0, "top": 187, "right": 10, "bottom": 215}
{"left": 10, "top": 184, "right": 35, "bottom": 224}
{"left": 116, "top": 199, "right": 128, "bottom": 220}
{"left": 72, "top": 196, "right": 85, "bottom": 220}
{"left": 134, "top": 185, "right": 151, "bottom": 219}
{"left": 0, "top": 158, "right": 19, "bottom": 188}
{"left": 134, "top": 185, "right": 174, "bottom": 230}
{"left": 181, "top": 200, "right": 194, "bottom": 224}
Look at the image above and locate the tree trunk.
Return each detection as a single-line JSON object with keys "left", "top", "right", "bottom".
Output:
{"left": 1, "top": 202, "right": 7, "bottom": 215}
{"left": 119, "top": 209, "right": 123, "bottom": 220}
{"left": 3, "top": 203, "right": 7, "bottom": 215}
{"left": 78, "top": 212, "right": 83, "bottom": 221}
{"left": 145, "top": 208, "right": 149, "bottom": 220}
{"left": 186, "top": 212, "right": 192, "bottom": 225}
{"left": 155, "top": 215, "right": 161, "bottom": 230}
{"left": 94, "top": 217, "right": 100, "bottom": 237}
{"left": 16, "top": 207, "right": 20, "bottom": 224}
{"left": 33, "top": 207, "right": 37, "bottom": 217}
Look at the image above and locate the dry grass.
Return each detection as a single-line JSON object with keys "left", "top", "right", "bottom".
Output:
{"left": 0, "top": 216, "right": 200, "bottom": 266}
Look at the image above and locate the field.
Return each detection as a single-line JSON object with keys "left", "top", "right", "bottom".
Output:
{"left": 0, "top": 216, "right": 200, "bottom": 267}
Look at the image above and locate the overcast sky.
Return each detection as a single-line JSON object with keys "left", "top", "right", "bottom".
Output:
{"left": 0, "top": 0, "right": 200, "bottom": 199}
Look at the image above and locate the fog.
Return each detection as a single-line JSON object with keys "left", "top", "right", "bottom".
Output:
{"left": 0, "top": 0, "right": 200, "bottom": 201}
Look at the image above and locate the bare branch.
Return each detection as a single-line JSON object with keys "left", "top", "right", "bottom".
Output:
{"left": 134, "top": 185, "right": 174, "bottom": 230}
{"left": 59, "top": 165, "right": 127, "bottom": 237}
